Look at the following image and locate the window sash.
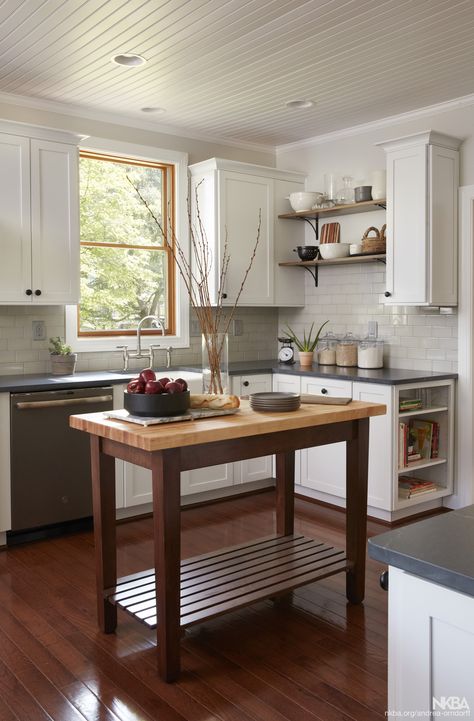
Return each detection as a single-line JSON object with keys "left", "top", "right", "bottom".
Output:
{"left": 78, "top": 150, "right": 175, "bottom": 337}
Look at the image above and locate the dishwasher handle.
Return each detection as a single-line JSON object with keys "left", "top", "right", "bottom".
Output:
{"left": 15, "top": 395, "right": 113, "bottom": 410}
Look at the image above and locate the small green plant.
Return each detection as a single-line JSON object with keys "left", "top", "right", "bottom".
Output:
{"left": 49, "top": 336, "right": 72, "bottom": 355}
{"left": 283, "top": 320, "right": 330, "bottom": 352}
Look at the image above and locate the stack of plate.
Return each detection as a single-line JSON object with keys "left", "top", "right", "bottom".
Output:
{"left": 249, "top": 392, "right": 301, "bottom": 412}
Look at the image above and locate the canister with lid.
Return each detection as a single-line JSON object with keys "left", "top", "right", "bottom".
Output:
{"left": 358, "top": 337, "right": 384, "bottom": 369}
{"left": 317, "top": 332, "right": 337, "bottom": 365}
{"left": 336, "top": 332, "right": 358, "bottom": 367}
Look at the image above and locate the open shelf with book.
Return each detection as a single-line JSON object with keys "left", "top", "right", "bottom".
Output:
{"left": 394, "top": 380, "right": 454, "bottom": 510}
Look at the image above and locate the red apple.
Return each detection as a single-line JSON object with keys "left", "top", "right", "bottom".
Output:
{"left": 139, "top": 368, "right": 156, "bottom": 384}
{"left": 145, "top": 380, "right": 164, "bottom": 394}
{"left": 165, "top": 381, "right": 181, "bottom": 394}
{"left": 127, "top": 378, "right": 145, "bottom": 394}
{"left": 174, "top": 378, "right": 188, "bottom": 392}
{"left": 157, "top": 376, "right": 171, "bottom": 387}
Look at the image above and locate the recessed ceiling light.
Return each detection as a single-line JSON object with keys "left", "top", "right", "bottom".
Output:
{"left": 111, "top": 53, "right": 146, "bottom": 67}
{"left": 141, "top": 107, "right": 165, "bottom": 114}
{"left": 285, "top": 99, "right": 315, "bottom": 109}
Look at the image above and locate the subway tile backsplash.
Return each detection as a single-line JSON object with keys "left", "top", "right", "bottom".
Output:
{"left": 278, "top": 264, "right": 458, "bottom": 373}
{"left": 0, "top": 306, "right": 279, "bottom": 376}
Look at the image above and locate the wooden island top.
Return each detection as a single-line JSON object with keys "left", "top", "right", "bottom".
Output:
{"left": 70, "top": 399, "right": 386, "bottom": 452}
{"left": 70, "top": 398, "right": 386, "bottom": 682}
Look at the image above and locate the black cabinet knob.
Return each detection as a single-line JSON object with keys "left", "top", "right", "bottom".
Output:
{"left": 321, "top": 388, "right": 328, "bottom": 395}
{"left": 25, "top": 289, "right": 32, "bottom": 296}
{"left": 222, "top": 293, "right": 228, "bottom": 299}
{"left": 384, "top": 291, "right": 391, "bottom": 297}
{"left": 34, "top": 289, "right": 42, "bottom": 296}
{"left": 243, "top": 381, "right": 249, "bottom": 387}
{"left": 380, "top": 570, "right": 389, "bottom": 591}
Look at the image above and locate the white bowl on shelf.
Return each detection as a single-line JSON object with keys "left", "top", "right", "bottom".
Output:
{"left": 288, "top": 191, "right": 323, "bottom": 212}
{"left": 318, "top": 243, "right": 350, "bottom": 260}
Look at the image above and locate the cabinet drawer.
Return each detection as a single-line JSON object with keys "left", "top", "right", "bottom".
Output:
{"left": 233, "top": 374, "right": 272, "bottom": 396}
{"left": 272, "top": 373, "right": 301, "bottom": 393}
{"left": 301, "top": 377, "right": 352, "bottom": 398}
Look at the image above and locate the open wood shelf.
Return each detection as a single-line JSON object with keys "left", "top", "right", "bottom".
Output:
{"left": 278, "top": 199, "right": 386, "bottom": 220}
{"left": 397, "top": 485, "right": 451, "bottom": 508}
{"left": 279, "top": 253, "right": 386, "bottom": 269}
{"left": 106, "top": 534, "right": 347, "bottom": 629}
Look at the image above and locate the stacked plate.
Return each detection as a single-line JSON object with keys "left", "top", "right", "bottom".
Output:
{"left": 250, "top": 392, "right": 301, "bottom": 412}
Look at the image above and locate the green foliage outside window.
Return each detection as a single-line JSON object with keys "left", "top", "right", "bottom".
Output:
{"left": 79, "top": 154, "right": 171, "bottom": 334}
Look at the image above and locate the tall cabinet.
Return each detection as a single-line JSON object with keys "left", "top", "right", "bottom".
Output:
{"left": 378, "top": 131, "right": 461, "bottom": 307}
{"left": 188, "top": 158, "right": 306, "bottom": 307}
{"left": 0, "top": 122, "right": 81, "bottom": 305}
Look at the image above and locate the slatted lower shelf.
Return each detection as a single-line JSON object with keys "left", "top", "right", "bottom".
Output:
{"left": 105, "top": 534, "right": 348, "bottom": 629}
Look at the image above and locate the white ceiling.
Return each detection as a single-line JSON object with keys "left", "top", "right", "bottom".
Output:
{"left": 1, "top": 0, "right": 474, "bottom": 148}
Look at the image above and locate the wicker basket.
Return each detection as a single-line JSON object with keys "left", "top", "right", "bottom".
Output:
{"left": 361, "top": 225, "right": 386, "bottom": 254}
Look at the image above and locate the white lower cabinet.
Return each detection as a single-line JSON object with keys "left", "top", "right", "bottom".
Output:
{"left": 388, "top": 566, "right": 474, "bottom": 715}
{"left": 272, "top": 373, "right": 301, "bottom": 483}
{"left": 232, "top": 374, "right": 273, "bottom": 484}
{"left": 300, "top": 376, "right": 352, "bottom": 499}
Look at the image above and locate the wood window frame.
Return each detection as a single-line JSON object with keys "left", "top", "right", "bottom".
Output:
{"left": 78, "top": 150, "right": 176, "bottom": 338}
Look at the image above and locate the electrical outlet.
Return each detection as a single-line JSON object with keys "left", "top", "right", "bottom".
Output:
{"left": 232, "top": 319, "right": 243, "bottom": 336}
{"left": 190, "top": 320, "right": 201, "bottom": 337}
{"left": 367, "top": 320, "right": 378, "bottom": 338}
{"left": 32, "top": 320, "right": 46, "bottom": 341}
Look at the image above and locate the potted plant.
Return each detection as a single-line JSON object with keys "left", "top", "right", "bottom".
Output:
{"left": 283, "top": 320, "right": 330, "bottom": 367}
{"left": 49, "top": 336, "right": 77, "bottom": 375}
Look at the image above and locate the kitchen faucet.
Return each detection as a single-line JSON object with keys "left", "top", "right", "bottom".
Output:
{"left": 117, "top": 315, "right": 173, "bottom": 371}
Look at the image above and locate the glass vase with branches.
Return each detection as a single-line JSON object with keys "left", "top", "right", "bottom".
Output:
{"left": 128, "top": 177, "right": 261, "bottom": 393}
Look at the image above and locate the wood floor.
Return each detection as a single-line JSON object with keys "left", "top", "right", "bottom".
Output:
{"left": 0, "top": 491, "right": 391, "bottom": 721}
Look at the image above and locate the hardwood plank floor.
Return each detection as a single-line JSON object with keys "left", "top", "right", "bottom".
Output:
{"left": 0, "top": 491, "right": 395, "bottom": 721}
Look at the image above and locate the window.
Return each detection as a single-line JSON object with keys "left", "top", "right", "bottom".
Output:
{"left": 66, "top": 138, "right": 189, "bottom": 352}
{"left": 78, "top": 150, "right": 175, "bottom": 337}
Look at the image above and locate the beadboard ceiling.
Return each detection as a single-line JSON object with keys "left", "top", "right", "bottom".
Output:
{"left": 1, "top": 0, "right": 474, "bottom": 147}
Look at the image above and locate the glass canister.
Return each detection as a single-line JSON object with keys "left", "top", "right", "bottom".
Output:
{"left": 336, "top": 332, "right": 358, "bottom": 367}
{"left": 317, "top": 332, "right": 337, "bottom": 365}
{"left": 335, "top": 175, "right": 355, "bottom": 205}
{"left": 358, "top": 337, "right": 384, "bottom": 369}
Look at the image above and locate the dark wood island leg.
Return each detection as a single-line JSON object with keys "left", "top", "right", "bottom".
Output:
{"left": 275, "top": 451, "right": 295, "bottom": 536}
{"left": 90, "top": 436, "right": 117, "bottom": 633}
{"left": 346, "top": 417, "right": 369, "bottom": 604}
{"left": 152, "top": 448, "right": 181, "bottom": 683}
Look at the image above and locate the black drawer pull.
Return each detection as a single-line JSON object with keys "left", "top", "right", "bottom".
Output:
{"left": 25, "top": 289, "right": 32, "bottom": 296}
{"left": 321, "top": 388, "right": 328, "bottom": 395}
{"left": 243, "top": 381, "right": 249, "bottom": 387}
{"left": 384, "top": 291, "right": 391, "bottom": 297}
{"left": 35, "top": 289, "right": 42, "bottom": 296}
{"left": 380, "top": 570, "right": 389, "bottom": 591}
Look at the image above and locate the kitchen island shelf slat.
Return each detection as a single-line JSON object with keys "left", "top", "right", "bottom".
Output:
{"left": 106, "top": 533, "right": 347, "bottom": 629}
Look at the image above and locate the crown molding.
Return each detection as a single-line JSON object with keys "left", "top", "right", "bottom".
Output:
{"left": 275, "top": 93, "right": 474, "bottom": 154}
{"left": 0, "top": 91, "right": 274, "bottom": 155}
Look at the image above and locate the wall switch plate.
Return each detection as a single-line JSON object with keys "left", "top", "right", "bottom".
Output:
{"left": 367, "top": 320, "right": 378, "bottom": 338}
{"left": 232, "top": 319, "right": 243, "bottom": 336}
{"left": 190, "top": 320, "right": 201, "bottom": 337}
{"left": 32, "top": 320, "right": 46, "bottom": 341}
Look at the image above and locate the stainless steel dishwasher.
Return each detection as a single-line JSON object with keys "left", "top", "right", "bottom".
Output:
{"left": 9, "top": 386, "right": 113, "bottom": 541}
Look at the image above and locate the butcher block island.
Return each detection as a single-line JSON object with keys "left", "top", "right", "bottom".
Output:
{"left": 70, "top": 398, "right": 386, "bottom": 682}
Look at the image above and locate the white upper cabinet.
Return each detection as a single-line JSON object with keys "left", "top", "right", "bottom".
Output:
{"left": 0, "top": 122, "right": 81, "bottom": 305}
{"left": 189, "top": 158, "right": 305, "bottom": 307}
{"left": 378, "top": 131, "right": 461, "bottom": 306}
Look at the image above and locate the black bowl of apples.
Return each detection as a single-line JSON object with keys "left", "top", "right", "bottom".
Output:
{"left": 124, "top": 369, "right": 190, "bottom": 417}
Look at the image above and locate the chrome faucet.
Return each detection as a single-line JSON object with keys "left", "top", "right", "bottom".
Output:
{"left": 117, "top": 315, "right": 172, "bottom": 371}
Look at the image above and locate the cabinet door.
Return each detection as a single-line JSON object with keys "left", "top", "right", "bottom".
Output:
{"left": 218, "top": 171, "right": 273, "bottom": 305}
{"left": 385, "top": 144, "right": 428, "bottom": 305}
{"left": 123, "top": 464, "right": 153, "bottom": 507}
{"left": 233, "top": 374, "right": 273, "bottom": 484}
{"left": 272, "top": 374, "right": 301, "bottom": 483}
{"left": 30, "top": 140, "right": 79, "bottom": 304}
{"left": 273, "top": 179, "right": 305, "bottom": 307}
{"left": 300, "top": 377, "right": 352, "bottom": 498}
{"left": 352, "top": 382, "right": 393, "bottom": 511}
{"left": 0, "top": 134, "right": 31, "bottom": 303}
{"left": 181, "top": 464, "right": 234, "bottom": 496}
{"left": 388, "top": 567, "right": 474, "bottom": 715}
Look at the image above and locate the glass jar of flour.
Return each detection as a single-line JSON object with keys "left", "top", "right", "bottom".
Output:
{"left": 357, "top": 337, "right": 384, "bottom": 369}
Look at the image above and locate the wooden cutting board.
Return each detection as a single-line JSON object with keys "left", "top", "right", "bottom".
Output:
{"left": 320, "top": 222, "right": 340, "bottom": 244}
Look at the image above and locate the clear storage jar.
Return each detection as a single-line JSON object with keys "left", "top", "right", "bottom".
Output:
{"left": 336, "top": 332, "right": 358, "bottom": 367}
{"left": 317, "top": 332, "right": 337, "bottom": 365}
{"left": 357, "top": 338, "right": 384, "bottom": 369}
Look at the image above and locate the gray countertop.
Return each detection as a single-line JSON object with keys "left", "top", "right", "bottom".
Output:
{"left": 368, "top": 506, "right": 474, "bottom": 597}
{"left": 0, "top": 361, "right": 457, "bottom": 393}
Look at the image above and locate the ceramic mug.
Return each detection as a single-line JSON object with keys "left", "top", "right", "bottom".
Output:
{"left": 349, "top": 243, "right": 362, "bottom": 255}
